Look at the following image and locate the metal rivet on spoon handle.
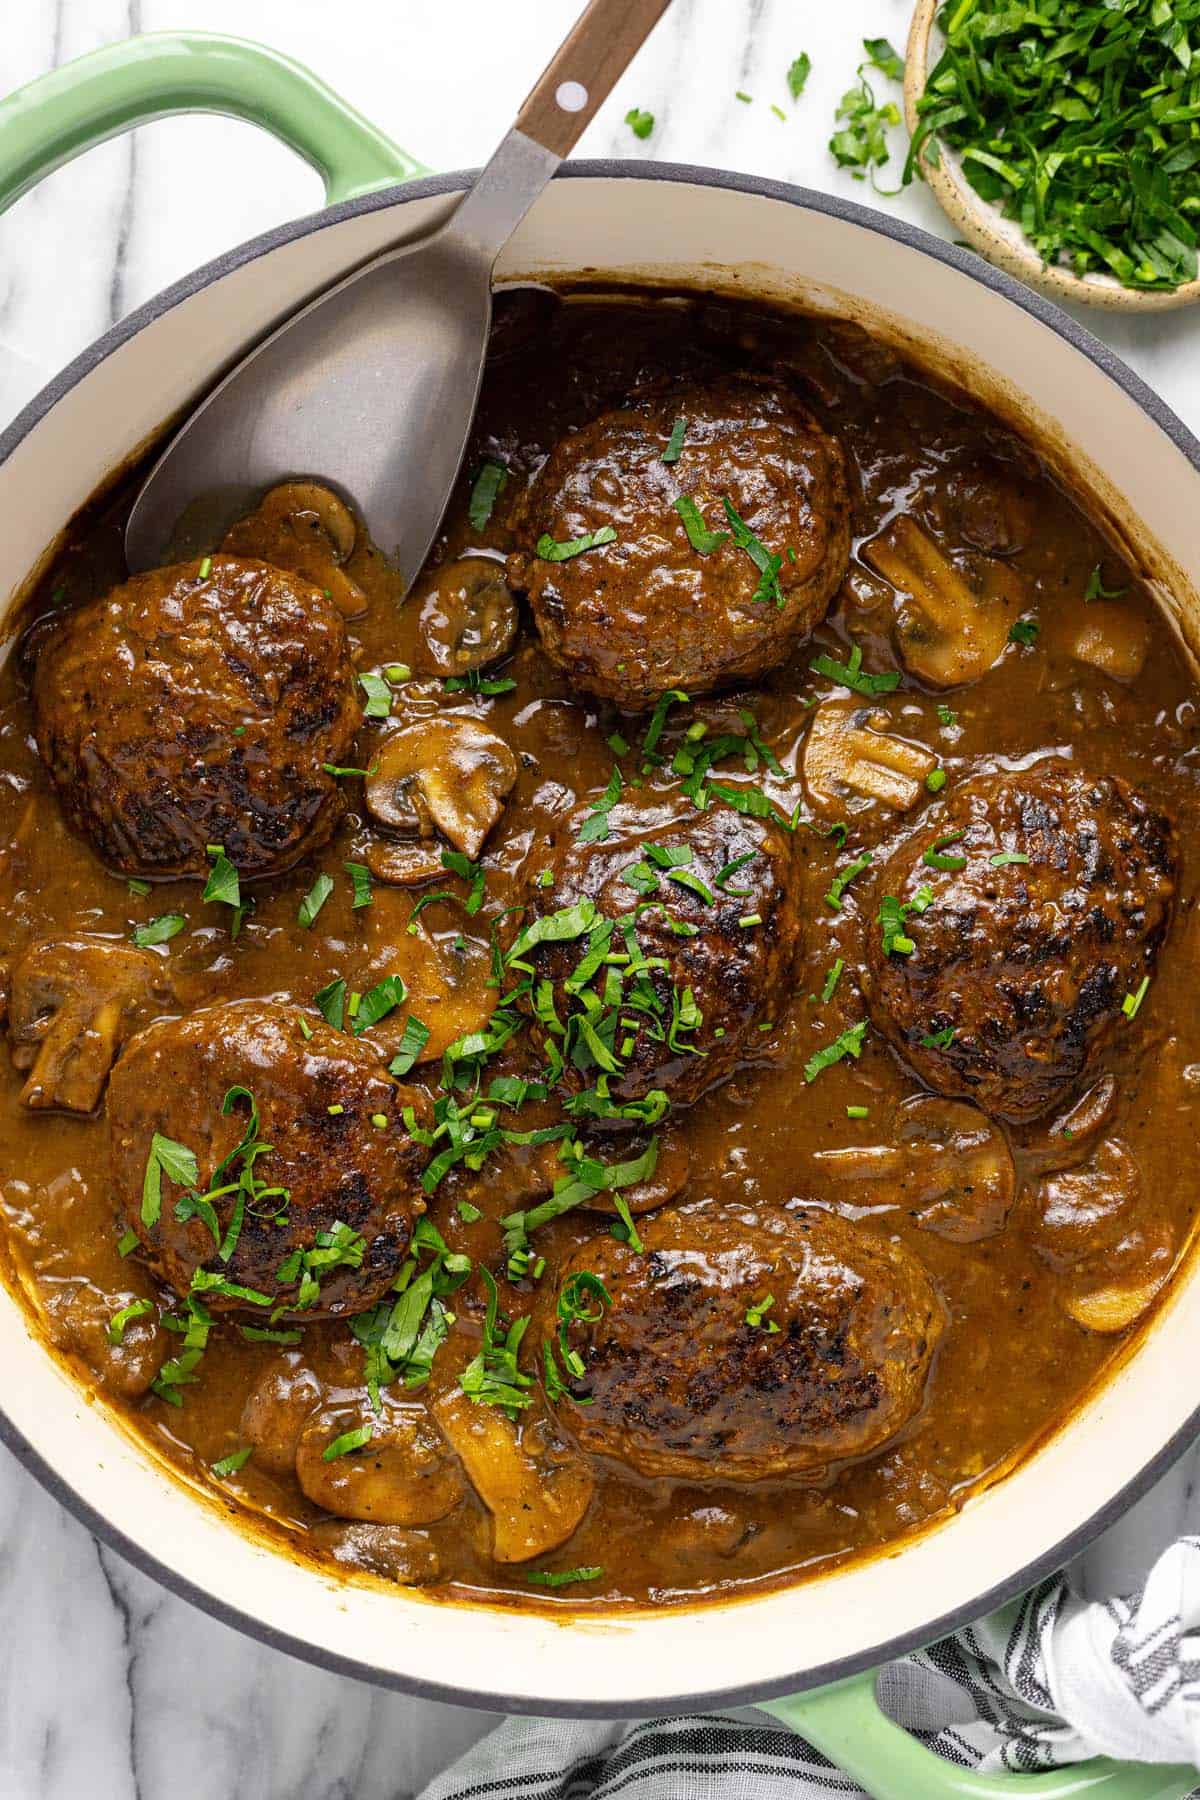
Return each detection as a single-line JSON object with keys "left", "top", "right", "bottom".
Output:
{"left": 125, "top": 0, "right": 673, "bottom": 587}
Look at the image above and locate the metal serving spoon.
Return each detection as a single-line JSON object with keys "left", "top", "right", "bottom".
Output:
{"left": 125, "top": 0, "right": 672, "bottom": 584}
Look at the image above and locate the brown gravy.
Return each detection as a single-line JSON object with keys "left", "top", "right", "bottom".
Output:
{"left": 1, "top": 289, "right": 1198, "bottom": 1609}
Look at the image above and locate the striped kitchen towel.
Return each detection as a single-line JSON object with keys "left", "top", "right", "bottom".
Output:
{"left": 420, "top": 1539, "right": 1200, "bottom": 1797}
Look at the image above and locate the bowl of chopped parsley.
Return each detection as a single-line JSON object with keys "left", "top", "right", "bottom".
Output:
{"left": 903, "top": 0, "right": 1200, "bottom": 309}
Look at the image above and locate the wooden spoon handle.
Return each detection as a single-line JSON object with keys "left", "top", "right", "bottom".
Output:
{"left": 515, "top": 0, "right": 673, "bottom": 159}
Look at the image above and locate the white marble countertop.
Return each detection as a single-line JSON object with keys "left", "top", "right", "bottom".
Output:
{"left": 1, "top": 2, "right": 1198, "bottom": 1794}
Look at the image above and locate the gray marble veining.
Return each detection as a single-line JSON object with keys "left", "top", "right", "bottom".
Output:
{"left": 1, "top": 3, "right": 1198, "bottom": 1793}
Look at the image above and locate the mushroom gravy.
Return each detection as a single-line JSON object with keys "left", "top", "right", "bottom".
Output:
{"left": 1, "top": 288, "right": 1198, "bottom": 1610}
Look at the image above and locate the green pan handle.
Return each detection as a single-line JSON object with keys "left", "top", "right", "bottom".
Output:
{"left": 0, "top": 30, "right": 426, "bottom": 216}
{"left": 764, "top": 1673, "right": 1197, "bottom": 1800}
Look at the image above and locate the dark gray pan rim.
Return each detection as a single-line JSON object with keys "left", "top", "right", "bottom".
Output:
{"left": 2, "top": 157, "right": 1199, "bottom": 1720}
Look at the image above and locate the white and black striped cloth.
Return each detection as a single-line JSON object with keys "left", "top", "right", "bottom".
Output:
{"left": 421, "top": 1539, "right": 1200, "bottom": 1799}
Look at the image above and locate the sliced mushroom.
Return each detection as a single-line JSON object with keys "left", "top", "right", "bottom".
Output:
{"left": 239, "top": 1359, "right": 323, "bottom": 1481}
{"left": 802, "top": 697, "right": 937, "bottom": 815}
{"left": 413, "top": 557, "right": 519, "bottom": 677}
{"left": 296, "top": 1397, "right": 465, "bottom": 1525}
{"left": 432, "top": 1345, "right": 593, "bottom": 1563}
{"left": 1024, "top": 1075, "right": 1119, "bottom": 1176}
{"left": 1071, "top": 608, "right": 1150, "bottom": 685}
{"left": 7, "top": 936, "right": 168, "bottom": 1112}
{"left": 946, "top": 461, "right": 1036, "bottom": 557}
{"left": 863, "top": 516, "right": 1014, "bottom": 688}
{"left": 364, "top": 840, "right": 448, "bottom": 887}
{"left": 1033, "top": 1135, "right": 1176, "bottom": 1334}
{"left": 365, "top": 718, "right": 518, "bottom": 859}
{"left": 40, "top": 1276, "right": 167, "bottom": 1400}
{"left": 658, "top": 1503, "right": 753, "bottom": 1570}
{"left": 814, "top": 1095, "right": 1015, "bottom": 1242}
{"left": 221, "top": 480, "right": 366, "bottom": 618}
{"left": 1063, "top": 1263, "right": 1172, "bottom": 1335}
{"left": 307, "top": 1521, "right": 443, "bottom": 1584}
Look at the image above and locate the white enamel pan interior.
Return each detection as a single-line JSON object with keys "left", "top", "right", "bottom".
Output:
{"left": 2, "top": 164, "right": 1200, "bottom": 1716}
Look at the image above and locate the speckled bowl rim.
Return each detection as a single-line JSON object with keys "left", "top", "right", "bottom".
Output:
{"left": 904, "top": 0, "right": 1200, "bottom": 312}
{"left": 1, "top": 160, "right": 1200, "bottom": 1714}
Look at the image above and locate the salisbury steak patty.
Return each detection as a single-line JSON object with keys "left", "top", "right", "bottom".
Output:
{"left": 862, "top": 762, "right": 1178, "bottom": 1121}
{"left": 549, "top": 1203, "right": 944, "bottom": 1482}
{"left": 507, "top": 376, "right": 851, "bottom": 710}
{"left": 33, "top": 556, "right": 361, "bottom": 879}
{"left": 515, "top": 798, "right": 803, "bottom": 1106}
{"left": 110, "top": 1000, "right": 428, "bottom": 1317}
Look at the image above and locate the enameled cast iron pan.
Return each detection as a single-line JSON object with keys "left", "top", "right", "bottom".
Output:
{"left": 0, "top": 34, "right": 1197, "bottom": 1800}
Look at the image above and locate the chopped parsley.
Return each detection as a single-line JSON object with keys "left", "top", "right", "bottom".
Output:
{"left": 578, "top": 765, "right": 623, "bottom": 844}
{"left": 811, "top": 642, "right": 900, "bottom": 697}
{"left": 526, "top": 1566, "right": 605, "bottom": 1587}
{"left": 508, "top": 897, "right": 597, "bottom": 962}
{"left": 389, "top": 1015, "right": 431, "bottom": 1076}
{"left": 990, "top": 851, "right": 1031, "bottom": 868}
{"left": 211, "top": 1446, "right": 253, "bottom": 1479}
{"left": 624, "top": 107, "right": 654, "bottom": 140}
{"left": 864, "top": 35, "right": 904, "bottom": 80}
{"left": 830, "top": 41, "right": 904, "bottom": 184}
{"left": 788, "top": 51, "right": 812, "bottom": 99}
{"left": 314, "top": 977, "right": 347, "bottom": 1031}
{"left": 937, "top": 704, "right": 957, "bottom": 728}
{"left": 926, "top": 768, "right": 947, "bottom": 794}
{"left": 662, "top": 417, "right": 687, "bottom": 463}
{"left": 440, "top": 848, "right": 486, "bottom": 914}
{"left": 535, "top": 526, "right": 617, "bottom": 562}
{"left": 107, "top": 1298, "right": 154, "bottom": 1345}
{"left": 202, "top": 844, "right": 240, "bottom": 910}
{"left": 117, "top": 1228, "right": 140, "bottom": 1258}
{"left": 239, "top": 1324, "right": 303, "bottom": 1346}
{"left": 141, "top": 1132, "right": 199, "bottom": 1228}
{"left": 923, "top": 829, "right": 967, "bottom": 873}
{"left": 906, "top": 0, "right": 1200, "bottom": 292}
{"left": 351, "top": 974, "right": 407, "bottom": 1037}
{"left": 821, "top": 958, "right": 845, "bottom": 1003}
{"left": 804, "top": 1019, "right": 868, "bottom": 1083}
{"left": 610, "top": 1194, "right": 645, "bottom": 1254}
{"left": 127, "top": 878, "right": 151, "bottom": 898}
{"left": 825, "top": 850, "right": 872, "bottom": 911}
{"left": 468, "top": 457, "right": 508, "bottom": 530}
{"left": 298, "top": 872, "right": 334, "bottom": 928}
{"left": 151, "top": 1293, "right": 212, "bottom": 1406}
{"left": 1009, "top": 618, "right": 1040, "bottom": 647}
{"left": 544, "top": 1269, "right": 612, "bottom": 1398}
{"left": 878, "top": 894, "right": 916, "bottom": 957}
{"left": 1123, "top": 975, "right": 1151, "bottom": 1020}
{"left": 322, "top": 1424, "right": 373, "bottom": 1462}
{"left": 443, "top": 670, "right": 517, "bottom": 696}
{"left": 714, "top": 850, "right": 759, "bottom": 895}
{"left": 744, "top": 1293, "right": 780, "bottom": 1333}
{"left": 674, "top": 496, "right": 729, "bottom": 555}
{"left": 131, "top": 913, "right": 185, "bottom": 947}
{"left": 919, "top": 1025, "right": 957, "bottom": 1050}
{"left": 1086, "top": 567, "right": 1129, "bottom": 602}
{"left": 722, "top": 496, "right": 784, "bottom": 605}
{"left": 358, "top": 671, "right": 393, "bottom": 719}
{"left": 461, "top": 1266, "right": 535, "bottom": 1414}
{"left": 352, "top": 1219, "right": 470, "bottom": 1405}
{"left": 344, "top": 861, "right": 374, "bottom": 909}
